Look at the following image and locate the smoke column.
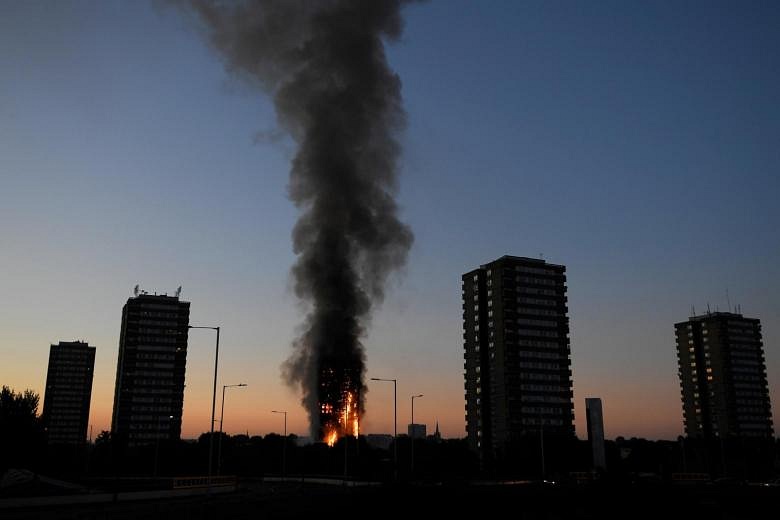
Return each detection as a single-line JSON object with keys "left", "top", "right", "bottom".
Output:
{"left": 182, "top": 1, "right": 414, "bottom": 437}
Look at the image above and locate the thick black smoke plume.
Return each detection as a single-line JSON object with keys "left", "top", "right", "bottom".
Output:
{"left": 182, "top": 1, "right": 414, "bottom": 437}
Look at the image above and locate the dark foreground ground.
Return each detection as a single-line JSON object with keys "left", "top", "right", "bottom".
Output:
{"left": 3, "top": 480, "right": 778, "bottom": 520}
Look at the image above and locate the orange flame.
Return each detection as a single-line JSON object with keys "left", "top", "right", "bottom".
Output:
{"left": 323, "top": 391, "right": 360, "bottom": 447}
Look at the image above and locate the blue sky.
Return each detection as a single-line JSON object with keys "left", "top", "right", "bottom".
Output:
{"left": 1, "top": 0, "right": 778, "bottom": 439}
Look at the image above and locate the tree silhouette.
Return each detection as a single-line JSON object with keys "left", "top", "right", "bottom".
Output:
{"left": 94, "top": 430, "right": 111, "bottom": 446}
{"left": 0, "top": 386, "right": 44, "bottom": 472}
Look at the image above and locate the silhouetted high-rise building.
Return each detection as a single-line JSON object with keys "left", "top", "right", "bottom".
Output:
{"left": 42, "top": 341, "right": 96, "bottom": 445}
{"left": 111, "top": 292, "right": 190, "bottom": 446}
{"left": 675, "top": 311, "right": 773, "bottom": 438}
{"left": 463, "top": 256, "right": 574, "bottom": 460}
{"left": 585, "top": 397, "right": 606, "bottom": 470}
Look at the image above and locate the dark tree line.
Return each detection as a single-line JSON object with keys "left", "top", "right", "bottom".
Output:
{"left": 0, "top": 386, "right": 45, "bottom": 473}
{"left": 2, "top": 386, "right": 778, "bottom": 485}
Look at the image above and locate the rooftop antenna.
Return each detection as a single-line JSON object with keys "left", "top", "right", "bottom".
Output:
{"left": 726, "top": 288, "right": 731, "bottom": 313}
{"left": 133, "top": 284, "right": 139, "bottom": 297}
{"left": 175, "top": 286, "right": 182, "bottom": 298}
{"left": 707, "top": 302, "right": 711, "bottom": 314}
{"left": 691, "top": 305, "right": 696, "bottom": 317}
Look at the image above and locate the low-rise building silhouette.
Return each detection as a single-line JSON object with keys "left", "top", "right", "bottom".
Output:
{"left": 366, "top": 433, "right": 394, "bottom": 450}
{"left": 408, "top": 423, "right": 426, "bottom": 439}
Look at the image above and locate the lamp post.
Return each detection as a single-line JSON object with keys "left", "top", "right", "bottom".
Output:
{"left": 188, "top": 325, "right": 220, "bottom": 485}
{"left": 217, "top": 383, "right": 246, "bottom": 476}
{"left": 410, "top": 394, "right": 423, "bottom": 475}
{"left": 370, "top": 377, "right": 397, "bottom": 481}
{"left": 540, "top": 422, "right": 546, "bottom": 479}
{"left": 271, "top": 410, "right": 287, "bottom": 480}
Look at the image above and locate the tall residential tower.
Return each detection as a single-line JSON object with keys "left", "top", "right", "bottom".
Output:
{"left": 675, "top": 311, "right": 773, "bottom": 438}
{"left": 111, "top": 292, "right": 190, "bottom": 446}
{"left": 42, "top": 341, "right": 96, "bottom": 444}
{"left": 463, "top": 256, "right": 574, "bottom": 460}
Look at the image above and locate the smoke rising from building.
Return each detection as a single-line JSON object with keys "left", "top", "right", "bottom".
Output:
{"left": 182, "top": 0, "right": 414, "bottom": 439}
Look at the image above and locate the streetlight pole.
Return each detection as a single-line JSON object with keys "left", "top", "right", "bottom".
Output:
{"left": 411, "top": 394, "right": 423, "bottom": 476}
{"left": 371, "top": 377, "right": 397, "bottom": 481}
{"left": 188, "top": 325, "right": 220, "bottom": 485}
{"left": 218, "top": 383, "right": 247, "bottom": 476}
{"left": 540, "top": 422, "right": 546, "bottom": 480}
{"left": 271, "top": 410, "right": 287, "bottom": 480}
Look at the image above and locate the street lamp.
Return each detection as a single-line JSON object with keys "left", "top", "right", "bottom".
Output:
{"left": 540, "top": 422, "right": 546, "bottom": 479}
{"left": 271, "top": 410, "right": 287, "bottom": 480}
{"left": 411, "top": 394, "right": 423, "bottom": 475}
{"left": 217, "top": 383, "right": 247, "bottom": 476}
{"left": 188, "top": 325, "right": 220, "bottom": 485}
{"left": 370, "top": 377, "right": 397, "bottom": 480}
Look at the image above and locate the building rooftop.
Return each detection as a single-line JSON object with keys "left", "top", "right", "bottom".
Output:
{"left": 681, "top": 311, "right": 756, "bottom": 322}
{"left": 479, "top": 255, "right": 566, "bottom": 270}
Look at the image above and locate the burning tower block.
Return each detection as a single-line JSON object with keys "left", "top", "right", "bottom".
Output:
{"left": 319, "top": 367, "right": 361, "bottom": 446}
